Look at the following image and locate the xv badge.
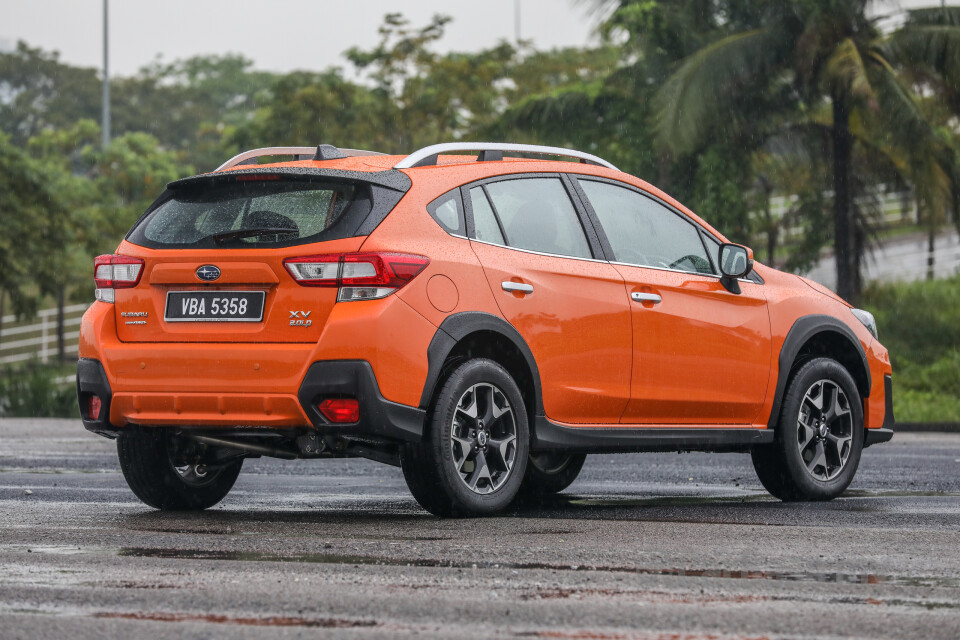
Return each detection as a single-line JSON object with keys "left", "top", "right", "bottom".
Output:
{"left": 289, "top": 310, "right": 312, "bottom": 327}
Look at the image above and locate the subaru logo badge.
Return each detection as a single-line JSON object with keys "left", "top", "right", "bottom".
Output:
{"left": 196, "top": 265, "right": 221, "bottom": 281}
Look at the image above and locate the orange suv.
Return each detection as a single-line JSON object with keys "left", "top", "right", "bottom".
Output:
{"left": 77, "top": 142, "right": 894, "bottom": 516}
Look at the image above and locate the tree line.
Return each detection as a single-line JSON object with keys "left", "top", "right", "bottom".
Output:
{"left": 3, "top": 1, "right": 960, "bottom": 359}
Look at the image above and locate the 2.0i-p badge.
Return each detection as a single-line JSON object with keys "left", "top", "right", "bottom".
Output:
{"left": 196, "top": 265, "right": 221, "bottom": 281}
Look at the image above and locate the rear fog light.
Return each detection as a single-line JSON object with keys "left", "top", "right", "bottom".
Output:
{"left": 318, "top": 398, "right": 360, "bottom": 423}
{"left": 88, "top": 395, "right": 102, "bottom": 420}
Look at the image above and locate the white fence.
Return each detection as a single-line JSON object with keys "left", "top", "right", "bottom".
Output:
{"left": 0, "top": 303, "right": 90, "bottom": 365}
{"left": 763, "top": 188, "right": 916, "bottom": 245}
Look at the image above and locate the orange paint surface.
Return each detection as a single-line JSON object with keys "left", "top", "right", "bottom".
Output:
{"left": 81, "top": 152, "right": 891, "bottom": 434}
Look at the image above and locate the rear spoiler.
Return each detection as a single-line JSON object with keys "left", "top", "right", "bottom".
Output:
{"left": 167, "top": 166, "right": 412, "bottom": 194}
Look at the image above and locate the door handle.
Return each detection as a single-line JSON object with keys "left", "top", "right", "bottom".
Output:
{"left": 631, "top": 292, "right": 662, "bottom": 304}
{"left": 502, "top": 281, "right": 534, "bottom": 294}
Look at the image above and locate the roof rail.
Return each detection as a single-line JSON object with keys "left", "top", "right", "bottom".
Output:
{"left": 216, "top": 146, "right": 385, "bottom": 171}
{"left": 393, "top": 142, "right": 619, "bottom": 171}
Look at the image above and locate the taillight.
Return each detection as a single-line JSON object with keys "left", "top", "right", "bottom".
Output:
{"left": 283, "top": 252, "right": 429, "bottom": 301}
{"left": 282, "top": 254, "right": 340, "bottom": 286}
{"left": 94, "top": 255, "right": 144, "bottom": 303}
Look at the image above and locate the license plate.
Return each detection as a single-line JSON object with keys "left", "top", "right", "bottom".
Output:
{"left": 164, "top": 291, "right": 265, "bottom": 322}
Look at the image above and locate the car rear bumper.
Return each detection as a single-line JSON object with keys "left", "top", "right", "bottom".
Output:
{"left": 77, "top": 358, "right": 115, "bottom": 437}
{"left": 298, "top": 361, "right": 425, "bottom": 442}
{"left": 76, "top": 357, "right": 425, "bottom": 444}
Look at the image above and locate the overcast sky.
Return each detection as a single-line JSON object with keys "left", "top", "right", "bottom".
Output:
{"left": 1, "top": 0, "right": 604, "bottom": 76}
{"left": 1, "top": 0, "right": 952, "bottom": 77}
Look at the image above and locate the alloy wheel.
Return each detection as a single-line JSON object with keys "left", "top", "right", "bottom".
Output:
{"left": 450, "top": 382, "right": 518, "bottom": 494}
{"left": 796, "top": 379, "right": 854, "bottom": 481}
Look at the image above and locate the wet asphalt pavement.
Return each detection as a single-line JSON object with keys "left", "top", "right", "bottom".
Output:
{"left": 1, "top": 419, "right": 959, "bottom": 639}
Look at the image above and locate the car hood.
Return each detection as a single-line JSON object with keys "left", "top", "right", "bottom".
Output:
{"left": 796, "top": 275, "right": 851, "bottom": 307}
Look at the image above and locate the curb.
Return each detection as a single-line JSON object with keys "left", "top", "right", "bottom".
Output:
{"left": 894, "top": 423, "right": 960, "bottom": 433}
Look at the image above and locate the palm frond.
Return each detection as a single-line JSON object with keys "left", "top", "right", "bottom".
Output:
{"left": 823, "top": 38, "right": 875, "bottom": 104}
{"left": 867, "top": 59, "right": 935, "bottom": 151}
{"left": 888, "top": 24, "right": 960, "bottom": 89}
{"left": 903, "top": 7, "right": 960, "bottom": 27}
{"left": 863, "top": 61, "right": 960, "bottom": 231}
{"left": 498, "top": 87, "right": 599, "bottom": 133}
{"left": 653, "top": 28, "right": 780, "bottom": 155}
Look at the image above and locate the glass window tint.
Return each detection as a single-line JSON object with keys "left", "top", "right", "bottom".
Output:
{"left": 469, "top": 187, "right": 505, "bottom": 245}
{"left": 427, "top": 192, "right": 464, "bottom": 235}
{"left": 580, "top": 180, "right": 713, "bottom": 274}
{"left": 483, "top": 178, "right": 591, "bottom": 259}
{"left": 136, "top": 181, "right": 359, "bottom": 248}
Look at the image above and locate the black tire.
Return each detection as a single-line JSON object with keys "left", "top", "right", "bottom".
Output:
{"left": 517, "top": 452, "right": 586, "bottom": 498}
{"left": 400, "top": 358, "right": 529, "bottom": 517}
{"left": 117, "top": 428, "right": 243, "bottom": 510}
{"left": 752, "top": 357, "right": 864, "bottom": 501}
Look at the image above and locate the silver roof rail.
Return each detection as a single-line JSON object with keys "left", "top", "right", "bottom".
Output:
{"left": 216, "top": 146, "right": 385, "bottom": 171}
{"left": 393, "top": 142, "right": 619, "bottom": 171}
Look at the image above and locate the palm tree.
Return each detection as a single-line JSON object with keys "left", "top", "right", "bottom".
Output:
{"left": 887, "top": 7, "right": 960, "bottom": 280}
{"left": 654, "top": 1, "right": 960, "bottom": 302}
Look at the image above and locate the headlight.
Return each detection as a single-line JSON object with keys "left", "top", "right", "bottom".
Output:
{"left": 851, "top": 308, "right": 878, "bottom": 340}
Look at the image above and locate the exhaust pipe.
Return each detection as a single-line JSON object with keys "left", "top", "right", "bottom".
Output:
{"left": 187, "top": 434, "right": 299, "bottom": 460}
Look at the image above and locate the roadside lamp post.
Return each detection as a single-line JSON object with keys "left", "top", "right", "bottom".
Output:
{"left": 102, "top": 0, "right": 110, "bottom": 148}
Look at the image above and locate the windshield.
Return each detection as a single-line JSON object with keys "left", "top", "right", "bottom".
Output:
{"left": 127, "top": 180, "right": 364, "bottom": 249}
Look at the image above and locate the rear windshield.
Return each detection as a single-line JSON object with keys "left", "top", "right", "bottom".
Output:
{"left": 126, "top": 180, "right": 369, "bottom": 249}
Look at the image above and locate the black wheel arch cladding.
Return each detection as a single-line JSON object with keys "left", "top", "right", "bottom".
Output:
{"left": 768, "top": 314, "right": 871, "bottom": 429}
{"left": 420, "top": 311, "right": 544, "bottom": 418}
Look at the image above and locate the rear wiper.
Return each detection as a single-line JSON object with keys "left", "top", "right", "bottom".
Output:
{"left": 206, "top": 228, "right": 299, "bottom": 245}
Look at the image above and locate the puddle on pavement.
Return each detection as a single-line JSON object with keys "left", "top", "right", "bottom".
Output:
{"left": 97, "top": 580, "right": 181, "bottom": 590}
{"left": 524, "top": 587, "right": 960, "bottom": 611}
{"left": 564, "top": 495, "right": 770, "bottom": 508}
{"left": 516, "top": 632, "right": 773, "bottom": 640}
{"left": 123, "top": 523, "right": 456, "bottom": 540}
{"left": 13, "top": 545, "right": 92, "bottom": 555}
{"left": 562, "top": 490, "right": 960, "bottom": 508}
{"left": 92, "top": 611, "right": 377, "bottom": 628}
{"left": 843, "top": 489, "right": 960, "bottom": 498}
{"left": 118, "top": 547, "right": 960, "bottom": 589}
{"left": 522, "top": 587, "right": 769, "bottom": 605}
{"left": 833, "top": 596, "right": 960, "bottom": 611}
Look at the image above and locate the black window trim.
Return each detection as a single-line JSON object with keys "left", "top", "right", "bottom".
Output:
{"left": 457, "top": 172, "right": 607, "bottom": 262}
{"left": 697, "top": 227, "right": 721, "bottom": 274}
{"left": 478, "top": 184, "right": 511, "bottom": 245}
{"left": 570, "top": 174, "right": 764, "bottom": 285}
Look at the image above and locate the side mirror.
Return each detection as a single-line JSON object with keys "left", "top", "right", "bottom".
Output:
{"left": 718, "top": 243, "right": 753, "bottom": 294}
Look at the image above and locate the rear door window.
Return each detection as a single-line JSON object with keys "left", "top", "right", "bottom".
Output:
{"left": 478, "top": 178, "right": 592, "bottom": 259}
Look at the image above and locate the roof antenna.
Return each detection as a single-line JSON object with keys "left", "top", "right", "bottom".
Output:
{"left": 313, "top": 144, "right": 347, "bottom": 161}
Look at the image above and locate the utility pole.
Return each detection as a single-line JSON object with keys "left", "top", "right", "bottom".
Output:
{"left": 514, "top": 0, "right": 521, "bottom": 44}
{"left": 102, "top": 0, "right": 110, "bottom": 148}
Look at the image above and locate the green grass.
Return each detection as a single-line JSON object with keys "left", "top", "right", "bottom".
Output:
{"left": 0, "top": 361, "right": 78, "bottom": 418}
{"left": 861, "top": 275, "right": 960, "bottom": 423}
